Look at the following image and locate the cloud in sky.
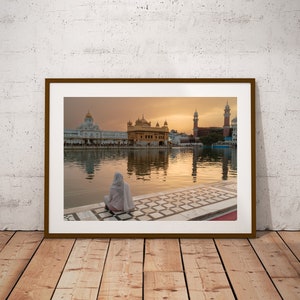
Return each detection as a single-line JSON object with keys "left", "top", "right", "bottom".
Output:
{"left": 64, "top": 97, "right": 237, "bottom": 134}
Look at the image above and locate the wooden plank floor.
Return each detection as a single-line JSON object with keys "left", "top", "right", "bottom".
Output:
{"left": 0, "top": 232, "right": 299, "bottom": 299}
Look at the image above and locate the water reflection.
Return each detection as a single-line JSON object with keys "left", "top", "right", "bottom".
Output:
{"left": 64, "top": 150, "right": 100, "bottom": 180}
{"left": 64, "top": 147, "right": 237, "bottom": 208}
{"left": 190, "top": 147, "right": 237, "bottom": 182}
{"left": 127, "top": 149, "right": 169, "bottom": 181}
{"left": 64, "top": 147, "right": 237, "bottom": 182}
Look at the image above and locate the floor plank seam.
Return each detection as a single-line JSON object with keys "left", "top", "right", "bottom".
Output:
{"left": 213, "top": 239, "right": 238, "bottom": 300}
{"left": 248, "top": 236, "right": 284, "bottom": 300}
{"left": 277, "top": 232, "right": 300, "bottom": 263}
{"left": 142, "top": 238, "right": 146, "bottom": 300}
{"left": 6, "top": 231, "right": 16, "bottom": 247}
{"left": 6, "top": 235, "right": 45, "bottom": 299}
{"left": 179, "top": 239, "right": 191, "bottom": 300}
{"left": 50, "top": 238, "right": 77, "bottom": 299}
{"left": 96, "top": 238, "right": 112, "bottom": 299}
{"left": 0, "top": 231, "right": 15, "bottom": 253}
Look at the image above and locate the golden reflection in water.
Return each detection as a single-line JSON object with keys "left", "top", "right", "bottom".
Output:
{"left": 64, "top": 147, "right": 237, "bottom": 209}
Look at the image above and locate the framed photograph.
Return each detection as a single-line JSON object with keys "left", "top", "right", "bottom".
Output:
{"left": 45, "top": 78, "right": 255, "bottom": 238}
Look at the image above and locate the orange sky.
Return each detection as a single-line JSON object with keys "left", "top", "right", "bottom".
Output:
{"left": 64, "top": 97, "right": 237, "bottom": 135}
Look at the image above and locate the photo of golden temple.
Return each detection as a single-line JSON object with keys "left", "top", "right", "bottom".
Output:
{"left": 127, "top": 115, "right": 169, "bottom": 146}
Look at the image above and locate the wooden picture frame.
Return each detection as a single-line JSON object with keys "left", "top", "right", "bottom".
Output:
{"left": 45, "top": 78, "right": 256, "bottom": 238}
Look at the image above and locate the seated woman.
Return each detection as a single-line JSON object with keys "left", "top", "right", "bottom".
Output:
{"left": 104, "top": 172, "right": 135, "bottom": 212}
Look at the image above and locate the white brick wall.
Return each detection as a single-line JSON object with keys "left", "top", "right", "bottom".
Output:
{"left": 1, "top": 0, "right": 299, "bottom": 230}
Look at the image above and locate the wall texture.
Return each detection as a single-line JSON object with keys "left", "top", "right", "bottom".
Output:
{"left": 0, "top": 0, "right": 299, "bottom": 230}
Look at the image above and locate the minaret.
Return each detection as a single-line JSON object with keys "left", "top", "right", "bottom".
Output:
{"left": 223, "top": 102, "right": 231, "bottom": 137}
{"left": 193, "top": 110, "right": 199, "bottom": 138}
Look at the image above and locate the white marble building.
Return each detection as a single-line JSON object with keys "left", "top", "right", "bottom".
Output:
{"left": 168, "top": 130, "right": 189, "bottom": 145}
{"left": 64, "top": 112, "right": 128, "bottom": 146}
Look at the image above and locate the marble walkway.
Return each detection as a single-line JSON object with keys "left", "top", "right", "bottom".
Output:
{"left": 64, "top": 179, "right": 237, "bottom": 222}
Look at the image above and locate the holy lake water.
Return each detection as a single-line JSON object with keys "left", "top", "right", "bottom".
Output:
{"left": 64, "top": 147, "right": 237, "bottom": 209}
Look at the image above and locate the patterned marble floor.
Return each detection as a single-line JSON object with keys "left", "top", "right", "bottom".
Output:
{"left": 64, "top": 180, "right": 237, "bottom": 221}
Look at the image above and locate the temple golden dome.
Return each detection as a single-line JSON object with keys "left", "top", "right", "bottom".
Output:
{"left": 85, "top": 111, "right": 92, "bottom": 118}
{"left": 135, "top": 115, "right": 151, "bottom": 126}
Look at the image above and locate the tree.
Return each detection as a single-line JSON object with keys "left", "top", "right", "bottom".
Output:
{"left": 200, "top": 133, "right": 224, "bottom": 145}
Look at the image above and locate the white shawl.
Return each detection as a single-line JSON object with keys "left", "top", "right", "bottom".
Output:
{"left": 104, "top": 172, "right": 135, "bottom": 212}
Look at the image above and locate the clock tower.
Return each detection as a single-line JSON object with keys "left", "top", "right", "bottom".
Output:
{"left": 193, "top": 110, "right": 199, "bottom": 138}
{"left": 223, "top": 102, "right": 231, "bottom": 137}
